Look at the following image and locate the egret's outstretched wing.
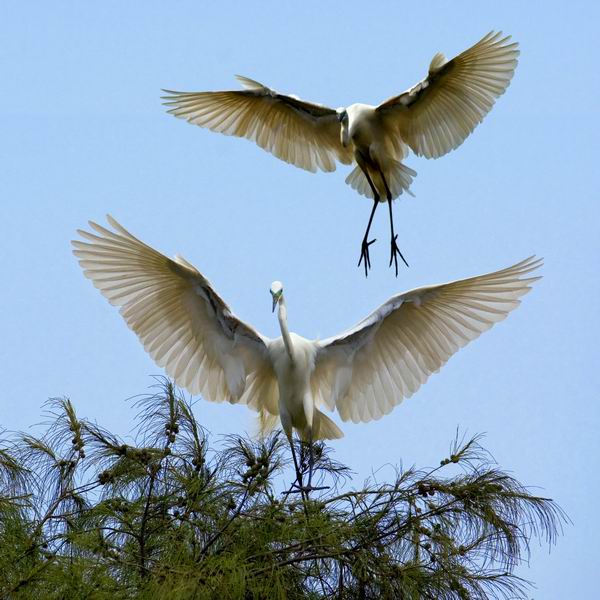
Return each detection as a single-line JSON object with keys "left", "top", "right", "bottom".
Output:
{"left": 72, "top": 216, "right": 277, "bottom": 413}
{"left": 162, "top": 76, "right": 353, "bottom": 173}
{"left": 377, "top": 31, "right": 519, "bottom": 159}
{"left": 312, "top": 257, "right": 541, "bottom": 423}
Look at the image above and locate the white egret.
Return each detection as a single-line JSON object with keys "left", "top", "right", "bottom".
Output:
{"left": 162, "top": 31, "right": 519, "bottom": 276}
{"left": 73, "top": 217, "right": 539, "bottom": 488}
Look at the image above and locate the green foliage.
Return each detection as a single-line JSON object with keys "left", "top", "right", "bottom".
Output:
{"left": 0, "top": 379, "right": 565, "bottom": 599}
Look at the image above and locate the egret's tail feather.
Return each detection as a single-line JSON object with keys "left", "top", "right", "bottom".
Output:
{"left": 345, "top": 161, "right": 416, "bottom": 201}
{"left": 257, "top": 410, "right": 280, "bottom": 439}
{"left": 345, "top": 165, "right": 372, "bottom": 198}
{"left": 314, "top": 410, "right": 344, "bottom": 441}
{"left": 256, "top": 409, "right": 343, "bottom": 442}
{"left": 387, "top": 160, "right": 416, "bottom": 199}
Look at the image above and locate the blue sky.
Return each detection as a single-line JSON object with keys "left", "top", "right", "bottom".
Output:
{"left": 1, "top": 1, "right": 598, "bottom": 595}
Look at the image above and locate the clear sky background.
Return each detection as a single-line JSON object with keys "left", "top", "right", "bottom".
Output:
{"left": 1, "top": 1, "right": 598, "bottom": 596}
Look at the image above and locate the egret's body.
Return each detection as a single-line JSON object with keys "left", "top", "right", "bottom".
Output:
{"left": 163, "top": 31, "right": 519, "bottom": 274}
{"left": 268, "top": 301, "right": 344, "bottom": 445}
{"left": 73, "top": 217, "right": 541, "bottom": 473}
{"left": 346, "top": 104, "right": 385, "bottom": 151}
{"left": 269, "top": 332, "right": 320, "bottom": 441}
{"left": 344, "top": 103, "right": 415, "bottom": 194}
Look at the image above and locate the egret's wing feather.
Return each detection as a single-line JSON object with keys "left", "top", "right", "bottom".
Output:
{"left": 313, "top": 257, "right": 541, "bottom": 423}
{"left": 162, "top": 77, "right": 352, "bottom": 172}
{"left": 72, "top": 216, "right": 276, "bottom": 410}
{"left": 377, "top": 31, "right": 519, "bottom": 159}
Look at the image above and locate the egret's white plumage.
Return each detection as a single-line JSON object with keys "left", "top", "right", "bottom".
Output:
{"left": 73, "top": 217, "right": 540, "bottom": 440}
{"left": 162, "top": 32, "right": 519, "bottom": 274}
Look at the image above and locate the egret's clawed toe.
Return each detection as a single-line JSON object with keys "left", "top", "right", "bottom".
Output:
{"left": 389, "top": 234, "right": 409, "bottom": 276}
{"left": 284, "top": 482, "right": 330, "bottom": 495}
{"left": 358, "top": 238, "right": 377, "bottom": 277}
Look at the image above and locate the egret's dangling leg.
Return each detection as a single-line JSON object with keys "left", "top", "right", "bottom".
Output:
{"left": 306, "top": 429, "right": 315, "bottom": 490}
{"left": 387, "top": 199, "right": 409, "bottom": 276}
{"left": 376, "top": 165, "right": 409, "bottom": 276}
{"left": 356, "top": 156, "right": 381, "bottom": 277}
{"left": 301, "top": 398, "right": 326, "bottom": 492}
{"left": 358, "top": 197, "right": 379, "bottom": 277}
{"left": 284, "top": 405, "right": 328, "bottom": 494}
{"left": 281, "top": 413, "right": 305, "bottom": 492}
{"left": 284, "top": 436, "right": 327, "bottom": 494}
{"left": 289, "top": 437, "right": 303, "bottom": 484}
{"left": 302, "top": 435, "right": 328, "bottom": 493}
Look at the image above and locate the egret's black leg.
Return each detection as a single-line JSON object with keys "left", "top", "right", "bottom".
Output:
{"left": 307, "top": 431, "right": 315, "bottom": 489}
{"left": 358, "top": 197, "right": 378, "bottom": 277}
{"left": 357, "top": 166, "right": 381, "bottom": 277}
{"left": 387, "top": 198, "right": 409, "bottom": 276}
{"left": 375, "top": 165, "right": 408, "bottom": 276}
{"left": 287, "top": 435, "right": 304, "bottom": 492}
{"left": 303, "top": 438, "right": 328, "bottom": 493}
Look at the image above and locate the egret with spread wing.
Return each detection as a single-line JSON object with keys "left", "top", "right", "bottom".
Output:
{"left": 163, "top": 31, "right": 519, "bottom": 276}
{"left": 73, "top": 217, "right": 539, "bottom": 489}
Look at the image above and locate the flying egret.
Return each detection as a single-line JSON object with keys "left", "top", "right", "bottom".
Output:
{"left": 162, "top": 31, "right": 519, "bottom": 276}
{"left": 73, "top": 217, "right": 539, "bottom": 488}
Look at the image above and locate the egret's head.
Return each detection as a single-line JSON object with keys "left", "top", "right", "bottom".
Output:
{"left": 336, "top": 108, "right": 349, "bottom": 147}
{"left": 270, "top": 281, "right": 284, "bottom": 313}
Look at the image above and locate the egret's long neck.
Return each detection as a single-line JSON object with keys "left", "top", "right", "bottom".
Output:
{"left": 277, "top": 296, "right": 294, "bottom": 361}
{"left": 340, "top": 120, "right": 349, "bottom": 148}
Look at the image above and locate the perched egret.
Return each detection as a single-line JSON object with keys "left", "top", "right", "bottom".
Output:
{"left": 163, "top": 31, "right": 519, "bottom": 276}
{"left": 73, "top": 216, "right": 539, "bottom": 489}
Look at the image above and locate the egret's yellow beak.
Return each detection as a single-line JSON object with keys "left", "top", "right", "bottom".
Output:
{"left": 271, "top": 290, "right": 282, "bottom": 312}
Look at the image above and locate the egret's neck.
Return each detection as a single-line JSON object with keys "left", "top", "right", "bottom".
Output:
{"left": 340, "top": 121, "right": 349, "bottom": 148}
{"left": 277, "top": 297, "right": 294, "bottom": 361}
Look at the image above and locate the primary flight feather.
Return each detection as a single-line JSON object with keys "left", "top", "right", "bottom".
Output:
{"left": 73, "top": 217, "right": 540, "bottom": 442}
{"left": 163, "top": 31, "right": 519, "bottom": 275}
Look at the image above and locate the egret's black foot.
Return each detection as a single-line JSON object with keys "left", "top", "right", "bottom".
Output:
{"left": 389, "top": 234, "right": 409, "bottom": 276}
{"left": 283, "top": 482, "right": 330, "bottom": 495}
{"left": 358, "top": 238, "right": 377, "bottom": 277}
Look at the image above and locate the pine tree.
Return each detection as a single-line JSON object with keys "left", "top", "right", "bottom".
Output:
{"left": 0, "top": 378, "right": 565, "bottom": 599}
